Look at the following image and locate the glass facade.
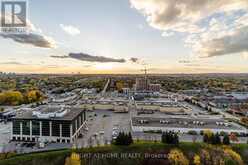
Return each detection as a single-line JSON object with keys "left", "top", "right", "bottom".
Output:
{"left": 22, "top": 120, "right": 30, "bottom": 135}
{"left": 72, "top": 120, "right": 76, "bottom": 134}
{"left": 12, "top": 109, "right": 86, "bottom": 140}
{"left": 32, "top": 121, "right": 40, "bottom": 136}
{"left": 62, "top": 122, "right": 70, "bottom": 137}
{"left": 13, "top": 120, "right": 21, "bottom": 134}
{"left": 42, "top": 121, "right": 50, "bottom": 136}
{"left": 52, "top": 121, "right": 60, "bottom": 137}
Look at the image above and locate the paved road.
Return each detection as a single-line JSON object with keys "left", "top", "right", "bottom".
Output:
{"left": 98, "top": 79, "right": 110, "bottom": 98}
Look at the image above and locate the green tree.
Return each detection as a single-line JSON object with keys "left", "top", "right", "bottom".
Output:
{"left": 223, "top": 134, "right": 230, "bottom": 145}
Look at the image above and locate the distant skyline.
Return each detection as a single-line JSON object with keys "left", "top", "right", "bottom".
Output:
{"left": 0, "top": 0, "right": 248, "bottom": 74}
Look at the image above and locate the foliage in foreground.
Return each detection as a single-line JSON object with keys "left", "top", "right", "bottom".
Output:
{"left": 0, "top": 142, "right": 247, "bottom": 165}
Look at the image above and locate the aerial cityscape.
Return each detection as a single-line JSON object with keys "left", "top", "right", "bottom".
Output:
{"left": 0, "top": 0, "right": 248, "bottom": 165}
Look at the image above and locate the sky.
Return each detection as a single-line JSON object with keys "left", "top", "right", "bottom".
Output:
{"left": 0, "top": 0, "right": 248, "bottom": 74}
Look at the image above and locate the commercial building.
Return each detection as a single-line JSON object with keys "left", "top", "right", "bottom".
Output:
{"left": 131, "top": 116, "right": 247, "bottom": 135}
{"left": 11, "top": 106, "right": 87, "bottom": 143}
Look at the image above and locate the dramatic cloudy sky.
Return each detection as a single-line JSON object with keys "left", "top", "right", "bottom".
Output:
{"left": 0, "top": 0, "right": 248, "bottom": 74}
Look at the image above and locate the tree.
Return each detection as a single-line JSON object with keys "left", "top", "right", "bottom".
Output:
{"left": 203, "top": 130, "right": 214, "bottom": 144}
{"left": 0, "top": 91, "right": 24, "bottom": 105}
{"left": 193, "top": 154, "right": 201, "bottom": 165}
{"left": 127, "top": 132, "right": 133, "bottom": 144}
{"left": 173, "top": 133, "right": 179, "bottom": 145}
{"left": 0, "top": 107, "right": 4, "bottom": 112}
{"left": 64, "top": 152, "right": 81, "bottom": 165}
{"left": 114, "top": 132, "right": 133, "bottom": 146}
{"left": 116, "top": 81, "right": 124, "bottom": 92}
{"left": 241, "top": 117, "right": 248, "bottom": 126}
{"left": 168, "top": 149, "right": 189, "bottom": 165}
{"left": 223, "top": 134, "right": 230, "bottom": 145}
{"left": 224, "top": 149, "right": 243, "bottom": 165}
{"left": 229, "top": 133, "right": 239, "bottom": 143}
{"left": 25, "top": 90, "right": 43, "bottom": 103}
{"left": 212, "top": 133, "right": 221, "bottom": 145}
{"left": 161, "top": 131, "right": 179, "bottom": 144}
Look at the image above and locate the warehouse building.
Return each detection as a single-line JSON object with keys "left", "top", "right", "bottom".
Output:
{"left": 11, "top": 106, "right": 87, "bottom": 143}
{"left": 131, "top": 117, "right": 247, "bottom": 135}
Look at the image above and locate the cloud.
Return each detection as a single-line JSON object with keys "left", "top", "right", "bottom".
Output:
{"left": 130, "top": 0, "right": 248, "bottom": 33}
{"left": 60, "top": 24, "right": 80, "bottom": 36}
{"left": 131, "top": 0, "right": 248, "bottom": 58}
{"left": 0, "top": 33, "right": 56, "bottom": 48}
{"left": 0, "top": 14, "right": 56, "bottom": 48}
{"left": 178, "top": 60, "right": 192, "bottom": 64}
{"left": 162, "top": 31, "right": 174, "bottom": 37}
{"left": 197, "top": 26, "right": 248, "bottom": 58}
{"left": 129, "top": 57, "right": 139, "bottom": 63}
{"left": 51, "top": 53, "right": 126, "bottom": 63}
{"left": 50, "top": 55, "right": 68, "bottom": 59}
{"left": 0, "top": 61, "right": 26, "bottom": 65}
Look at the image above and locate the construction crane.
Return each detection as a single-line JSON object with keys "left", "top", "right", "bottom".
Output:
{"left": 141, "top": 65, "right": 150, "bottom": 91}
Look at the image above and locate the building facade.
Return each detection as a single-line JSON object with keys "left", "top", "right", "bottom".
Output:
{"left": 149, "top": 84, "right": 161, "bottom": 92}
{"left": 11, "top": 107, "right": 87, "bottom": 143}
{"left": 135, "top": 78, "right": 150, "bottom": 91}
{"left": 131, "top": 117, "right": 247, "bottom": 135}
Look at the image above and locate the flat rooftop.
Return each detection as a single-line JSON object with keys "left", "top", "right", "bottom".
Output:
{"left": 132, "top": 116, "right": 246, "bottom": 131}
{"left": 13, "top": 106, "right": 84, "bottom": 121}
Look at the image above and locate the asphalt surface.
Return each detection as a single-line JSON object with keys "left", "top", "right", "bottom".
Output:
{"left": 77, "top": 109, "right": 131, "bottom": 148}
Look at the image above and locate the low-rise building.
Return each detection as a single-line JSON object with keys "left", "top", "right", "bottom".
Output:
{"left": 131, "top": 116, "right": 247, "bottom": 135}
{"left": 149, "top": 84, "right": 161, "bottom": 92}
{"left": 11, "top": 106, "right": 87, "bottom": 143}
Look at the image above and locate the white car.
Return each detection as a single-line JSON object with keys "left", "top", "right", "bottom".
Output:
{"left": 99, "top": 130, "right": 104, "bottom": 134}
{"left": 112, "top": 130, "right": 118, "bottom": 136}
{"left": 113, "top": 127, "right": 118, "bottom": 131}
{"left": 93, "top": 132, "right": 99, "bottom": 137}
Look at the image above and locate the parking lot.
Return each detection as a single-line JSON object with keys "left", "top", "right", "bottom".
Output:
{"left": 77, "top": 109, "right": 131, "bottom": 148}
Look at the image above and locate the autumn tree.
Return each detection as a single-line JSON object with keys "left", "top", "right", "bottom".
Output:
{"left": 64, "top": 152, "right": 81, "bottom": 165}
{"left": 229, "top": 133, "right": 239, "bottom": 143}
{"left": 168, "top": 149, "right": 189, "bottom": 165}
{"left": 25, "top": 90, "right": 43, "bottom": 103}
{"left": 116, "top": 81, "right": 124, "bottom": 92}
{"left": 224, "top": 148, "right": 243, "bottom": 165}
{"left": 193, "top": 154, "right": 201, "bottom": 165}
{"left": 0, "top": 91, "right": 24, "bottom": 105}
{"left": 203, "top": 130, "right": 214, "bottom": 143}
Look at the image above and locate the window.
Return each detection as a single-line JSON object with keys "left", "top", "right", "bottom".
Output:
{"left": 32, "top": 121, "right": 40, "bottom": 136}
{"left": 42, "top": 121, "right": 50, "bottom": 136}
{"left": 22, "top": 120, "right": 30, "bottom": 135}
{"left": 62, "top": 122, "right": 70, "bottom": 137}
{"left": 52, "top": 121, "right": 60, "bottom": 137}
{"left": 13, "top": 120, "right": 21, "bottom": 135}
